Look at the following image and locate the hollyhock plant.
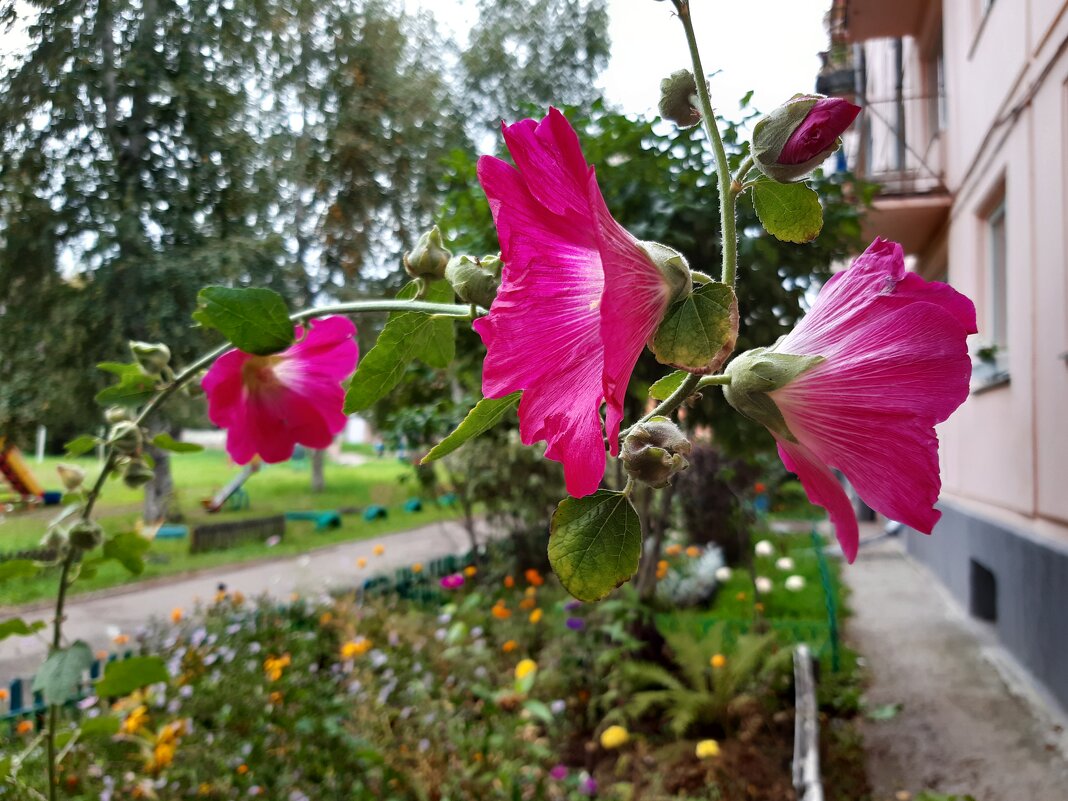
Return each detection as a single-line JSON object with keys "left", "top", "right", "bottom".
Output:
{"left": 201, "top": 316, "right": 358, "bottom": 464}
{"left": 474, "top": 108, "right": 691, "bottom": 497}
{"left": 751, "top": 94, "right": 860, "bottom": 182}
{"left": 778, "top": 97, "right": 861, "bottom": 164}
{"left": 724, "top": 238, "right": 977, "bottom": 561}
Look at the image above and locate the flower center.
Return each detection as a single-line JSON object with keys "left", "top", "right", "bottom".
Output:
{"left": 241, "top": 354, "right": 285, "bottom": 393}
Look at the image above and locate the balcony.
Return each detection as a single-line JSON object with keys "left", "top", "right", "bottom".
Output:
{"left": 831, "top": 0, "right": 928, "bottom": 41}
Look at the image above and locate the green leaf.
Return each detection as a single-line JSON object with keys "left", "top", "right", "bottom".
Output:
{"left": 548, "top": 490, "right": 643, "bottom": 602}
{"left": 94, "top": 371, "right": 158, "bottom": 407}
{"left": 192, "top": 286, "right": 294, "bottom": 355}
{"left": 865, "top": 702, "right": 903, "bottom": 721}
{"left": 751, "top": 179, "right": 824, "bottom": 243}
{"left": 0, "top": 617, "right": 46, "bottom": 641}
{"left": 79, "top": 714, "right": 121, "bottom": 738}
{"left": 151, "top": 433, "right": 204, "bottom": 453}
{"left": 64, "top": 435, "right": 100, "bottom": 457}
{"left": 421, "top": 392, "right": 521, "bottom": 464}
{"left": 343, "top": 281, "right": 457, "bottom": 413}
{"left": 95, "top": 656, "right": 169, "bottom": 697}
{"left": 522, "top": 699, "right": 554, "bottom": 725}
{"left": 650, "top": 281, "right": 738, "bottom": 373}
{"left": 102, "top": 532, "right": 151, "bottom": 575}
{"left": 32, "top": 641, "right": 93, "bottom": 706}
{"left": 649, "top": 371, "right": 688, "bottom": 401}
{"left": 96, "top": 362, "right": 140, "bottom": 377}
{"left": 0, "top": 560, "right": 39, "bottom": 581}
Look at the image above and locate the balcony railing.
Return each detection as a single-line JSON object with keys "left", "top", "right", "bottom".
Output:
{"left": 844, "top": 96, "right": 947, "bottom": 197}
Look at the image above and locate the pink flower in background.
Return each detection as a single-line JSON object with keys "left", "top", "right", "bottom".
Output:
{"left": 778, "top": 97, "right": 861, "bottom": 165}
{"left": 439, "top": 574, "right": 465, "bottom": 590}
{"left": 202, "top": 316, "right": 358, "bottom": 464}
{"left": 475, "top": 108, "right": 681, "bottom": 497}
{"left": 761, "top": 238, "right": 976, "bottom": 561}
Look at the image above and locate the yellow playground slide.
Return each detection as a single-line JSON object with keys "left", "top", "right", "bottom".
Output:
{"left": 0, "top": 437, "right": 45, "bottom": 499}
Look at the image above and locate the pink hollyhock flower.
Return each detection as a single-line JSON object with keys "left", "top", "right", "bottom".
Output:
{"left": 778, "top": 97, "right": 861, "bottom": 165}
{"left": 475, "top": 108, "right": 687, "bottom": 497}
{"left": 201, "top": 316, "right": 358, "bottom": 464}
{"left": 724, "top": 238, "right": 976, "bottom": 562}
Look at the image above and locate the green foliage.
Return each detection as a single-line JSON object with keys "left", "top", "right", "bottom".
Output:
{"left": 649, "top": 370, "right": 689, "bottom": 401}
{"left": 93, "top": 364, "right": 159, "bottom": 408}
{"left": 94, "top": 656, "right": 169, "bottom": 697}
{"left": 650, "top": 281, "right": 738, "bottom": 372}
{"left": 548, "top": 490, "right": 642, "bottom": 602}
{"left": 0, "top": 560, "right": 39, "bottom": 581}
{"left": 101, "top": 531, "right": 151, "bottom": 576}
{"left": 150, "top": 433, "right": 204, "bottom": 454}
{"left": 32, "top": 641, "right": 94, "bottom": 706}
{"left": 422, "top": 392, "right": 522, "bottom": 463}
{"left": 750, "top": 178, "right": 824, "bottom": 244}
{"left": 0, "top": 616, "right": 46, "bottom": 641}
{"left": 622, "top": 620, "right": 791, "bottom": 736}
{"left": 192, "top": 287, "right": 295, "bottom": 355}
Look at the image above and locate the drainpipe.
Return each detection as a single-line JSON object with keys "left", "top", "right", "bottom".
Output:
{"left": 853, "top": 42, "right": 868, "bottom": 176}
{"left": 894, "top": 37, "right": 906, "bottom": 173}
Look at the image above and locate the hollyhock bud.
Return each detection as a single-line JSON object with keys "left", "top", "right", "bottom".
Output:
{"left": 658, "top": 69, "right": 703, "bottom": 129}
{"left": 56, "top": 463, "right": 85, "bottom": 491}
{"left": 69, "top": 520, "right": 104, "bottom": 551}
{"left": 621, "top": 416, "right": 691, "bottom": 489}
{"left": 445, "top": 254, "right": 501, "bottom": 308}
{"left": 751, "top": 94, "right": 860, "bottom": 183}
{"left": 108, "top": 421, "right": 142, "bottom": 454}
{"left": 722, "top": 238, "right": 976, "bottom": 561}
{"left": 122, "top": 458, "right": 155, "bottom": 489}
{"left": 129, "top": 341, "right": 171, "bottom": 375}
{"left": 105, "top": 406, "right": 131, "bottom": 424}
{"left": 403, "top": 226, "right": 451, "bottom": 281}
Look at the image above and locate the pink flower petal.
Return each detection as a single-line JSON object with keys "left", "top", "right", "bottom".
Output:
{"left": 776, "top": 438, "right": 859, "bottom": 562}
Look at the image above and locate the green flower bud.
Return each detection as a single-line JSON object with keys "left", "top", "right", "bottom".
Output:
{"left": 638, "top": 241, "right": 693, "bottom": 304}
{"left": 403, "top": 226, "right": 451, "bottom": 281}
{"left": 56, "top": 463, "right": 85, "bottom": 491}
{"left": 751, "top": 94, "right": 859, "bottom": 183}
{"left": 122, "top": 458, "right": 155, "bottom": 489}
{"left": 622, "top": 416, "right": 692, "bottom": 489}
{"left": 105, "top": 406, "right": 131, "bottom": 424}
{"left": 445, "top": 254, "right": 501, "bottom": 308}
{"left": 39, "top": 528, "right": 69, "bottom": 558}
{"left": 108, "top": 421, "right": 142, "bottom": 455}
{"left": 69, "top": 520, "right": 104, "bottom": 551}
{"left": 658, "top": 70, "right": 703, "bottom": 129}
{"left": 721, "top": 347, "right": 825, "bottom": 440}
{"left": 129, "top": 341, "right": 171, "bottom": 375}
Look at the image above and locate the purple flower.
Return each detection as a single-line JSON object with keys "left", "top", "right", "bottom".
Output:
{"left": 564, "top": 600, "right": 582, "bottom": 612}
{"left": 439, "top": 574, "right": 465, "bottom": 590}
{"left": 550, "top": 764, "right": 568, "bottom": 781}
{"left": 779, "top": 97, "right": 861, "bottom": 164}
{"left": 565, "top": 617, "right": 585, "bottom": 631}
{"left": 579, "top": 775, "right": 598, "bottom": 796}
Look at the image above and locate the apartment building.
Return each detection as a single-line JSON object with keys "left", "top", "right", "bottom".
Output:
{"left": 822, "top": 0, "right": 1068, "bottom": 712}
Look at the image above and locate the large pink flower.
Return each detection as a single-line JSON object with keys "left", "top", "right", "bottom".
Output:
{"left": 727, "top": 238, "right": 976, "bottom": 561}
{"left": 474, "top": 108, "right": 681, "bottom": 498}
{"left": 201, "top": 316, "right": 359, "bottom": 464}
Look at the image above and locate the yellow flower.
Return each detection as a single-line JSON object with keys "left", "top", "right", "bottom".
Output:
{"left": 412, "top": 563, "right": 423, "bottom": 573}
{"left": 464, "top": 565, "right": 478, "bottom": 578}
{"left": 711, "top": 654, "right": 727, "bottom": 669}
{"left": 657, "top": 560, "right": 669, "bottom": 571}
{"left": 340, "top": 638, "right": 372, "bottom": 659}
{"left": 213, "top": 590, "right": 227, "bottom": 604}
{"left": 524, "top": 586, "right": 537, "bottom": 597}
{"left": 263, "top": 654, "right": 292, "bottom": 682}
{"left": 501, "top": 640, "right": 518, "bottom": 653}
{"left": 15, "top": 719, "right": 34, "bottom": 735}
{"left": 320, "top": 612, "right": 334, "bottom": 626}
{"left": 528, "top": 608, "right": 543, "bottom": 624}
{"left": 148, "top": 740, "right": 176, "bottom": 772}
{"left": 197, "top": 784, "right": 213, "bottom": 797}
{"left": 231, "top": 591, "right": 245, "bottom": 605}
{"left": 170, "top": 607, "right": 183, "bottom": 624}
{"left": 373, "top": 544, "right": 385, "bottom": 556}
{"left": 514, "top": 659, "right": 538, "bottom": 681}
{"left": 599, "top": 725, "right": 629, "bottom": 749}
{"left": 122, "top": 705, "right": 150, "bottom": 735}
{"left": 157, "top": 720, "right": 185, "bottom": 745}
{"left": 695, "top": 739, "right": 721, "bottom": 759}
{"left": 269, "top": 691, "right": 283, "bottom": 705}
{"left": 356, "top": 557, "right": 368, "bottom": 569}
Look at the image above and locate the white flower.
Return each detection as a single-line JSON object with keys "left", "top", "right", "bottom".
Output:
{"left": 266, "top": 535, "right": 281, "bottom": 548}
{"left": 755, "top": 540, "right": 775, "bottom": 557}
{"left": 550, "top": 699, "right": 566, "bottom": 715}
{"left": 785, "top": 575, "right": 806, "bottom": 592}
{"left": 714, "top": 566, "right": 733, "bottom": 582}
{"left": 775, "top": 557, "right": 795, "bottom": 571}
{"left": 755, "top": 576, "right": 773, "bottom": 594}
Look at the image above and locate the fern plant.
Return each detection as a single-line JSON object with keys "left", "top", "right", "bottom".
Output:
{"left": 621, "top": 616, "right": 792, "bottom": 736}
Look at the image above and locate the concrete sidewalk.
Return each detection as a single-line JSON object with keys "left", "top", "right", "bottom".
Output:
{"left": 845, "top": 532, "right": 1068, "bottom": 801}
{"left": 0, "top": 519, "right": 479, "bottom": 683}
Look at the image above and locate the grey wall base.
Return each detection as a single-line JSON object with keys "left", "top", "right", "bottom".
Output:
{"left": 905, "top": 500, "right": 1068, "bottom": 715}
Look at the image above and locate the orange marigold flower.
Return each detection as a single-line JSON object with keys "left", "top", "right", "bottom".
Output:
{"left": 113, "top": 633, "right": 130, "bottom": 646}
{"left": 524, "top": 568, "right": 544, "bottom": 587}
{"left": 269, "top": 691, "right": 283, "bottom": 705}
{"left": 373, "top": 544, "right": 385, "bottom": 556}
{"left": 492, "top": 602, "right": 512, "bottom": 620}
{"left": 170, "top": 607, "right": 183, "bottom": 624}
{"left": 236, "top": 764, "right": 249, "bottom": 775}
{"left": 501, "top": 640, "right": 518, "bottom": 653}
{"left": 503, "top": 576, "right": 515, "bottom": 588}
{"left": 711, "top": 654, "right": 727, "bottom": 669}
{"left": 735, "top": 591, "right": 747, "bottom": 601}
{"left": 16, "top": 719, "right": 34, "bottom": 735}
{"left": 320, "top": 612, "right": 334, "bottom": 626}
{"left": 519, "top": 597, "right": 537, "bottom": 611}
{"left": 529, "top": 609, "right": 543, "bottom": 624}
{"left": 665, "top": 544, "right": 682, "bottom": 557}
{"left": 0, "top": 689, "right": 8, "bottom": 701}
{"left": 412, "top": 563, "right": 423, "bottom": 573}
{"left": 356, "top": 557, "right": 367, "bottom": 569}
{"left": 657, "top": 560, "right": 669, "bottom": 571}
{"left": 464, "top": 565, "right": 478, "bottom": 578}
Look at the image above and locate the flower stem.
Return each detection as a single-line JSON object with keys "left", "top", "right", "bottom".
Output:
{"left": 674, "top": 0, "right": 738, "bottom": 287}
{"left": 621, "top": 372, "right": 701, "bottom": 441}
{"left": 293, "top": 300, "right": 476, "bottom": 321}
{"left": 732, "top": 155, "right": 755, "bottom": 189}
{"left": 696, "top": 374, "right": 731, "bottom": 389}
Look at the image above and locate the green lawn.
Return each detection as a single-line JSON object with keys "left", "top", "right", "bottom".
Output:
{"left": 0, "top": 449, "right": 457, "bottom": 606}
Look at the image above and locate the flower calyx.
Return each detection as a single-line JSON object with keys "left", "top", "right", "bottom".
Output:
{"left": 658, "top": 69, "right": 703, "bottom": 129}
{"left": 722, "top": 347, "right": 824, "bottom": 439}
{"left": 621, "top": 416, "right": 692, "bottom": 489}
{"left": 445, "top": 254, "right": 501, "bottom": 308}
{"left": 129, "top": 341, "right": 171, "bottom": 376}
{"left": 403, "top": 226, "right": 451, "bottom": 282}
{"left": 69, "top": 520, "right": 104, "bottom": 552}
{"left": 637, "top": 241, "right": 693, "bottom": 305}
{"left": 751, "top": 94, "right": 860, "bottom": 183}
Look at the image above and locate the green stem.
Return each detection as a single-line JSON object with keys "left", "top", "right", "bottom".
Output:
{"left": 733, "top": 155, "right": 755, "bottom": 188}
{"left": 621, "top": 372, "right": 701, "bottom": 441}
{"left": 675, "top": 0, "right": 738, "bottom": 287}
{"left": 696, "top": 374, "right": 731, "bottom": 389}
{"left": 292, "top": 299, "right": 475, "bottom": 321}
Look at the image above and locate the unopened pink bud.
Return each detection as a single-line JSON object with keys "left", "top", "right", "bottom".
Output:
{"left": 778, "top": 98, "right": 860, "bottom": 165}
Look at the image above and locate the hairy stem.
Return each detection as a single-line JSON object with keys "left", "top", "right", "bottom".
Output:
{"left": 675, "top": 0, "right": 738, "bottom": 287}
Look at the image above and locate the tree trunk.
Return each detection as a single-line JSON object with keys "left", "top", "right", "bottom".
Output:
{"left": 635, "top": 484, "right": 675, "bottom": 601}
{"left": 310, "top": 448, "right": 326, "bottom": 493}
{"left": 143, "top": 427, "right": 176, "bottom": 523}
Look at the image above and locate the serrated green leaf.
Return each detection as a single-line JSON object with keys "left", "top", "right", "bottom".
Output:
{"left": 392, "top": 280, "right": 456, "bottom": 368}
{"left": 64, "top": 435, "right": 100, "bottom": 457}
{"left": 649, "top": 371, "right": 688, "bottom": 401}
{"left": 79, "top": 714, "right": 121, "bottom": 737}
{"left": 650, "top": 281, "right": 738, "bottom": 373}
{"left": 0, "top": 560, "right": 39, "bottom": 581}
{"left": 193, "top": 286, "right": 294, "bottom": 355}
{"left": 751, "top": 179, "right": 824, "bottom": 243}
{"left": 95, "top": 656, "right": 168, "bottom": 697}
{"left": 94, "top": 371, "right": 158, "bottom": 407}
{"left": 421, "top": 392, "right": 521, "bottom": 464}
{"left": 0, "top": 617, "right": 46, "bottom": 641}
{"left": 32, "top": 641, "right": 93, "bottom": 706}
{"left": 151, "top": 433, "right": 203, "bottom": 453}
{"left": 96, "top": 362, "right": 141, "bottom": 377}
{"left": 102, "top": 532, "right": 150, "bottom": 575}
{"left": 549, "top": 490, "right": 643, "bottom": 602}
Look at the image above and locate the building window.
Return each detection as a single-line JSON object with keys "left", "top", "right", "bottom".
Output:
{"left": 973, "top": 193, "right": 1009, "bottom": 391}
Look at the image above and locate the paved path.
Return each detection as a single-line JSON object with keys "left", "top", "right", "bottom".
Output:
{"left": 845, "top": 531, "right": 1068, "bottom": 801}
{"left": 0, "top": 520, "right": 479, "bottom": 682}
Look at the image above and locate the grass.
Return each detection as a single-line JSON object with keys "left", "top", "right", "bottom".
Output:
{"left": 0, "top": 449, "right": 458, "bottom": 606}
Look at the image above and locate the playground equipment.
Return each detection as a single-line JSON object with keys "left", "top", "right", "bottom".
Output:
{"left": 284, "top": 510, "right": 341, "bottom": 531}
{"left": 0, "top": 438, "right": 46, "bottom": 508}
{"left": 203, "top": 459, "right": 261, "bottom": 513}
